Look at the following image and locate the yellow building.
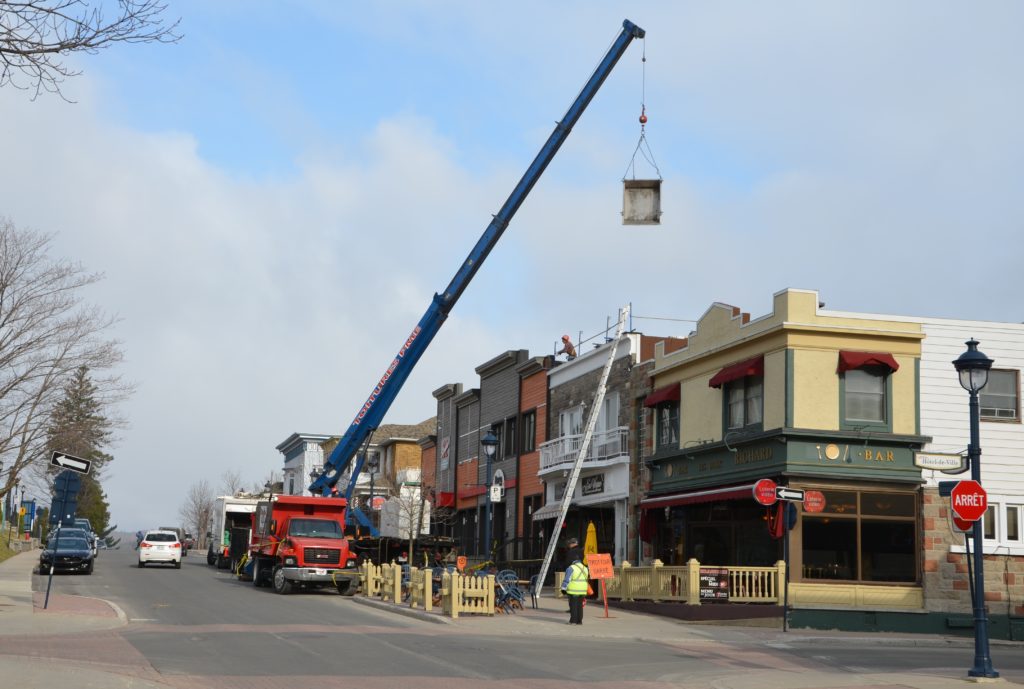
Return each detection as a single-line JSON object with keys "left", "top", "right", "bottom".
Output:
{"left": 643, "top": 288, "right": 928, "bottom": 614}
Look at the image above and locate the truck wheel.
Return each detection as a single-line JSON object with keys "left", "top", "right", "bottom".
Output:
{"left": 272, "top": 566, "right": 293, "bottom": 595}
{"left": 216, "top": 554, "right": 229, "bottom": 570}
{"left": 336, "top": 580, "right": 356, "bottom": 596}
{"left": 252, "top": 558, "right": 264, "bottom": 587}
{"left": 207, "top": 549, "right": 216, "bottom": 566}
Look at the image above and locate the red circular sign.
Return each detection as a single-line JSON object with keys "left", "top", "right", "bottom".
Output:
{"left": 803, "top": 490, "right": 826, "bottom": 513}
{"left": 951, "top": 480, "right": 987, "bottom": 522}
{"left": 952, "top": 515, "right": 974, "bottom": 533}
{"left": 752, "top": 478, "right": 777, "bottom": 506}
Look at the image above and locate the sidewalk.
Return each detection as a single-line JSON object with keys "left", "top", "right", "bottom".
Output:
{"left": 0, "top": 550, "right": 126, "bottom": 637}
{"left": 353, "top": 587, "right": 1010, "bottom": 647}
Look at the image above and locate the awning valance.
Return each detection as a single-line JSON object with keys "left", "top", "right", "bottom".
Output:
{"left": 643, "top": 384, "right": 680, "bottom": 408}
{"left": 640, "top": 484, "right": 756, "bottom": 510}
{"left": 708, "top": 356, "right": 764, "bottom": 388}
{"left": 530, "top": 502, "right": 563, "bottom": 522}
{"left": 837, "top": 350, "right": 899, "bottom": 374}
{"left": 436, "top": 491, "right": 455, "bottom": 508}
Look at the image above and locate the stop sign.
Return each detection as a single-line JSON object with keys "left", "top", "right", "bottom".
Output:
{"left": 752, "top": 478, "right": 777, "bottom": 506}
{"left": 950, "top": 480, "right": 987, "bottom": 522}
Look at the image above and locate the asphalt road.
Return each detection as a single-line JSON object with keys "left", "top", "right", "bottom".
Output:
{"left": 25, "top": 545, "right": 1024, "bottom": 687}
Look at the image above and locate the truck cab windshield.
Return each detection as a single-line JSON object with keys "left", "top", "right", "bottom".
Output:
{"left": 287, "top": 519, "right": 344, "bottom": 539}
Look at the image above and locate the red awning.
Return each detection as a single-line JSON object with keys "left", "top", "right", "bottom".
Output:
{"left": 436, "top": 492, "right": 455, "bottom": 508}
{"left": 837, "top": 350, "right": 900, "bottom": 374}
{"left": 708, "top": 356, "right": 764, "bottom": 388}
{"left": 643, "top": 384, "right": 680, "bottom": 408}
{"left": 640, "top": 484, "right": 756, "bottom": 510}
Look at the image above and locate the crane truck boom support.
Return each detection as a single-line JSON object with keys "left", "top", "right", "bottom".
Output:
{"left": 308, "top": 20, "right": 646, "bottom": 507}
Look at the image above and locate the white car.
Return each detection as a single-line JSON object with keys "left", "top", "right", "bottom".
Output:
{"left": 137, "top": 530, "right": 182, "bottom": 568}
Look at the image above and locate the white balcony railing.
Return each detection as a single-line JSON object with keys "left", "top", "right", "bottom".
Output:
{"left": 539, "top": 427, "right": 630, "bottom": 472}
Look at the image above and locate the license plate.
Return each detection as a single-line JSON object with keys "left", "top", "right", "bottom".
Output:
{"left": 314, "top": 568, "right": 327, "bottom": 576}
{"left": 156, "top": 545, "right": 165, "bottom": 550}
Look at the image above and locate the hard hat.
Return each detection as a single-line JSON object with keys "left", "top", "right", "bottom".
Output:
{"left": 562, "top": 334, "right": 570, "bottom": 341}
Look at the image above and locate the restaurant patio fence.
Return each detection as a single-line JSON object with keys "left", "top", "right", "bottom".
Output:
{"left": 555, "top": 559, "right": 787, "bottom": 605}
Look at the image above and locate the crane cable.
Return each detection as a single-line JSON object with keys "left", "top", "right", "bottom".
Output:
{"left": 623, "top": 39, "right": 662, "bottom": 181}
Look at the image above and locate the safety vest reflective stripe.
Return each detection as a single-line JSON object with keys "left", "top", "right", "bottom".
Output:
{"left": 565, "top": 563, "right": 589, "bottom": 595}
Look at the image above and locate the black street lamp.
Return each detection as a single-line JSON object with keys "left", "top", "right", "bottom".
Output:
{"left": 952, "top": 338, "right": 998, "bottom": 679}
{"left": 480, "top": 430, "right": 498, "bottom": 561}
{"left": 6, "top": 482, "right": 19, "bottom": 547}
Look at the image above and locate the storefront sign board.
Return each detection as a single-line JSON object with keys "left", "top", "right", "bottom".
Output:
{"left": 699, "top": 567, "right": 730, "bottom": 600}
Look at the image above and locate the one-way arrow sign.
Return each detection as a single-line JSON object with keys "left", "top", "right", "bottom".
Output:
{"left": 775, "top": 486, "right": 805, "bottom": 502}
{"left": 50, "top": 451, "right": 92, "bottom": 475}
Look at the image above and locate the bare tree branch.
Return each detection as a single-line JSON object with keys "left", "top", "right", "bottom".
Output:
{"left": 178, "top": 479, "right": 214, "bottom": 551}
{"left": 0, "top": 217, "right": 128, "bottom": 505}
{"left": 0, "top": 0, "right": 181, "bottom": 99}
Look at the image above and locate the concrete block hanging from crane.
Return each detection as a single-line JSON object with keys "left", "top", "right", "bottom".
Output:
{"left": 621, "top": 39, "right": 662, "bottom": 226}
{"left": 622, "top": 179, "right": 662, "bottom": 225}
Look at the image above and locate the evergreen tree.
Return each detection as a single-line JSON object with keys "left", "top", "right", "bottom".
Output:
{"left": 47, "top": 366, "right": 114, "bottom": 471}
{"left": 46, "top": 366, "right": 115, "bottom": 534}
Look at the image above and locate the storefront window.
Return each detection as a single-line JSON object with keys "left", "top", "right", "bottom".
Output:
{"left": 801, "top": 488, "right": 917, "bottom": 584}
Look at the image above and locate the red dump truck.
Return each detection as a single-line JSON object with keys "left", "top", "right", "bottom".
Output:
{"left": 244, "top": 495, "right": 360, "bottom": 595}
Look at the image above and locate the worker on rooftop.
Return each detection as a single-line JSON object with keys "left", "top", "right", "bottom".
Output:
{"left": 558, "top": 335, "right": 577, "bottom": 361}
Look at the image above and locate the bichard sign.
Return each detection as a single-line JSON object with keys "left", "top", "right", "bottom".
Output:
{"left": 950, "top": 480, "right": 987, "bottom": 522}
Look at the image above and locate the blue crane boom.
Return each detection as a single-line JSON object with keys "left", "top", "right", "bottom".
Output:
{"left": 308, "top": 19, "right": 646, "bottom": 530}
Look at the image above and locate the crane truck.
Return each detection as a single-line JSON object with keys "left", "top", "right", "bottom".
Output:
{"left": 306, "top": 20, "right": 647, "bottom": 541}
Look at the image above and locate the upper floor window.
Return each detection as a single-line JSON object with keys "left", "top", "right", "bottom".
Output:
{"left": 837, "top": 351, "right": 899, "bottom": 430}
{"left": 656, "top": 402, "right": 679, "bottom": 450}
{"left": 726, "top": 376, "right": 763, "bottom": 429}
{"left": 844, "top": 367, "right": 888, "bottom": 424}
{"left": 503, "top": 416, "right": 517, "bottom": 458}
{"left": 560, "top": 406, "right": 583, "bottom": 437}
{"left": 598, "top": 393, "right": 620, "bottom": 433}
{"left": 980, "top": 369, "right": 1019, "bottom": 421}
{"left": 520, "top": 410, "right": 536, "bottom": 453}
{"left": 708, "top": 355, "right": 764, "bottom": 431}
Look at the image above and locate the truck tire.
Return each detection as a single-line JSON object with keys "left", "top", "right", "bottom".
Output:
{"left": 207, "top": 549, "right": 216, "bottom": 566}
{"left": 216, "top": 554, "right": 229, "bottom": 570}
{"left": 252, "top": 558, "right": 264, "bottom": 587}
{"left": 272, "top": 566, "right": 293, "bottom": 595}
{"left": 336, "top": 580, "right": 356, "bottom": 596}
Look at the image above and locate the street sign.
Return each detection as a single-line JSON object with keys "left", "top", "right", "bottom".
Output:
{"left": 951, "top": 480, "right": 987, "bottom": 522}
{"left": 489, "top": 484, "right": 503, "bottom": 503}
{"left": 775, "top": 487, "right": 805, "bottom": 502}
{"left": 50, "top": 451, "right": 92, "bottom": 475}
{"left": 952, "top": 515, "right": 974, "bottom": 533}
{"left": 53, "top": 470, "right": 82, "bottom": 497}
{"left": 803, "top": 490, "right": 826, "bottom": 513}
{"left": 752, "top": 479, "right": 777, "bottom": 506}
{"left": 586, "top": 553, "right": 614, "bottom": 579}
{"left": 914, "top": 451, "right": 967, "bottom": 474}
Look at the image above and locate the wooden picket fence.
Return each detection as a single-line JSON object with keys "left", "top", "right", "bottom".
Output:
{"left": 609, "top": 559, "right": 785, "bottom": 604}
{"left": 406, "top": 566, "right": 432, "bottom": 611}
{"left": 359, "top": 562, "right": 493, "bottom": 618}
{"left": 441, "top": 571, "right": 495, "bottom": 619}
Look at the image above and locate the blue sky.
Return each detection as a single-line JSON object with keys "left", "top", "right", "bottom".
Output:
{"left": 2, "top": 1, "right": 1022, "bottom": 529}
